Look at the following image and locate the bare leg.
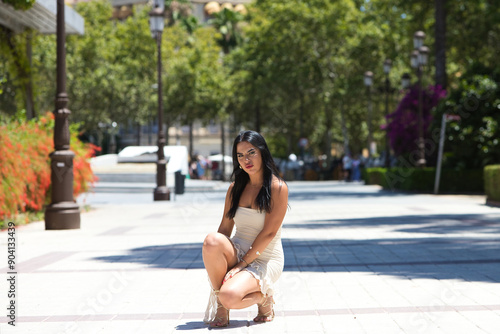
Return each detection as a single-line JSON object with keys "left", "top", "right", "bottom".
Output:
{"left": 219, "top": 271, "right": 263, "bottom": 309}
{"left": 202, "top": 232, "right": 239, "bottom": 290}
{"left": 220, "top": 271, "right": 275, "bottom": 322}
{"left": 202, "top": 232, "right": 239, "bottom": 327}
{"left": 254, "top": 295, "right": 275, "bottom": 322}
{"left": 203, "top": 233, "right": 274, "bottom": 324}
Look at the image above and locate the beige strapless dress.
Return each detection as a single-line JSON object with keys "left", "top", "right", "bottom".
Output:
{"left": 203, "top": 207, "right": 284, "bottom": 323}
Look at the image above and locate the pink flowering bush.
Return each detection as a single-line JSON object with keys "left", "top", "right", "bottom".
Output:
{"left": 386, "top": 85, "right": 447, "bottom": 158}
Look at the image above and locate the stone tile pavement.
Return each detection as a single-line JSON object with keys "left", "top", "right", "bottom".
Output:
{"left": 1, "top": 181, "right": 500, "bottom": 333}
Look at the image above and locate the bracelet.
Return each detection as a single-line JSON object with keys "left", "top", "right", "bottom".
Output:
{"left": 242, "top": 258, "right": 249, "bottom": 266}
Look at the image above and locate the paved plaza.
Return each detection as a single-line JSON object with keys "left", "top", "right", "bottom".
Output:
{"left": 1, "top": 179, "right": 500, "bottom": 333}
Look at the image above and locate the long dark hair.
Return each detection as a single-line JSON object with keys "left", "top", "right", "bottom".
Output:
{"left": 227, "top": 130, "right": 283, "bottom": 219}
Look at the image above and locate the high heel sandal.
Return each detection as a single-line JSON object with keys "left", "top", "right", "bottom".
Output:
{"left": 254, "top": 294, "right": 275, "bottom": 323}
{"left": 209, "top": 290, "right": 230, "bottom": 328}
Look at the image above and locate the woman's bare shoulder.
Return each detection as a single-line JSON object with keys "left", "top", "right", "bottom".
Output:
{"left": 271, "top": 175, "right": 288, "bottom": 192}
{"left": 225, "top": 182, "right": 235, "bottom": 199}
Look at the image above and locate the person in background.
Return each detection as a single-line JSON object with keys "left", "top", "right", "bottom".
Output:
{"left": 197, "top": 155, "right": 207, "bottom": 180}
{"left": 351, "top": 155, "right": 361, "bottom": 181}
{"left": 342, "top": 153, "right": 352, "bottom": 182}
{"left": 189, "top": 156, "right": 198, "bottom": 179}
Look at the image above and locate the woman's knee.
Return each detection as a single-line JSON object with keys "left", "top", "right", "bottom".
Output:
{"left": 218, "top": 288, "right": 241, "bottom": 309}
{"left": 203, "top": 232, "right": 225, "bottom": 253}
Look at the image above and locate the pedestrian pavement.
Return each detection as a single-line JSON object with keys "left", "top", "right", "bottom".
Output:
{"left": 1, "top": 178, "right": 500, "bottom": 334}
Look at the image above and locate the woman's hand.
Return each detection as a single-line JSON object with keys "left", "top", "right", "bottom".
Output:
{"left": 222, "top": 262, "right": 247, "bottom": 284}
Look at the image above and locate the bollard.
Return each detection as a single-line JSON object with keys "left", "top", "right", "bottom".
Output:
{"left": 175, "top": 170, "right": 185, "bottom": 195}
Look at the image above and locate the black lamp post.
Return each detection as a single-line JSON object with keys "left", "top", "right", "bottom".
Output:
{"left": 150, "top": 2, "right": 170, "bottom": 201}
{"left": 44, "top": 0, "right": 80, "bottom": 230}
{"left": 412, "top": 31, "right": 429, "bottom": 167}
{"left": 363, "top": 71, "right": 373, "bottom": 159}
{"left": 383, "top": 59, "right": 392, "bottom": 168}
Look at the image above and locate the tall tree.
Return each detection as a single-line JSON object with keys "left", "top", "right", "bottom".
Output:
{"left": 434, "top": 0, "right": 447, "bottom": 89}
{"left": 232, "top": 0, "right": 389, "bottom": 159}
{"left": 208, "top": 7, "right": 245, "bottom": 179}
{"left": 163, "top": 24, "right": 229, "bottom": 157}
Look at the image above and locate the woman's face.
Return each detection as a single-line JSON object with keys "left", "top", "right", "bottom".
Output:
{"left": 236, "top": 141, "right": 263, "bottom": 176}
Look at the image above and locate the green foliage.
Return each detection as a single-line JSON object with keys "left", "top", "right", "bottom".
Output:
{"left": 265, "top": 135, "right": 288, "bottom": 160}
{"left": 163, "top": 24, "right": 230, "bottom": 126}
{"left": 365, "top": 167, "right": 483, "bottom": 193}
{"left": 25, "top": 1, "right": 226, "bottom": 137}
{"left": 0, "top": 27, "right": 33, "bottom": 115}
{"left": 433, "top": 67, "right": 500, "bottom": 169}
{"left": 67, "top": 1, "right": 156, "bottom": 129}
{"left": 230, "top": 0, "right": 389, "bottom": 157}
{"left": 484, "top": 165, "right": 500, "bottom": 202}
{"left": 445, "top": 0, "right": 500, "bottom": 75}
{"left": 1, "top": 0, "right": 36, "bottom": 10}
{"left": 363, "top": 167, "right": 390, "bottom": 188}
{"left": 28, "top": 1, "right": 157, "bottom": 131}
{"left": 209, "top": 8, "right": 244, "bottom": 54}
{"left": 1, "top": 0, "right": 499, "bottom": 164}
{"left": 30, "top": 33, "right": 56, "bottom": 113}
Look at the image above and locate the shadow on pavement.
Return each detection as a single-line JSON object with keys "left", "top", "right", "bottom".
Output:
{"left": 93, "top": 241, "right": 500, "bottom": 285}
{"left": 174, "top": 321, "right": 207, "bottom": 330}
{"left": 175, "top": 320, "right": 249, "bottom": 330}
{"left": 287, "top": 189, "right": 405, "bottom": 201}
{"left": 93, "top": 212, "right": 500, "bottom": 283}
{"left": 281, "top": 237, "right": 500, "bottom": 281}
{"left": 284, "top": 213, "right": 500, "bottom": 235}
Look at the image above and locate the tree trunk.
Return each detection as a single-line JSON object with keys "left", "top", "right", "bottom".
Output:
{"left": 255, "top": 101, "right": 261, "bottom": 133}
{"left": 340, "top": 100, "right": 349, "bottom": 154}
{"left": 287, "top": 133, "right": 292, "bottom": 157}
{"left": 220, "top": 120, "right": 226, "bottom": 181}
{"left": 299, "top": 94, "right": 305, "bottom": 161}
{"left": 136, "top": 123, "right": 141, "bottom": 146}
{"left": 189, "top": 121, "right": 194, "bottom": 158}
{"left": 165, "top": 112, "right": 170, "bottom": 146}
{"left": 435, "top": 0, "right": 447, "bottom": 90}
{"left": 325, "top": 106, "right": 333, "bottom": 166}
{"left": 148, "top": 112, "right": 153, "bottom": 145}
{"left": 25, "top": 31, "right": 35, "bottom": 119}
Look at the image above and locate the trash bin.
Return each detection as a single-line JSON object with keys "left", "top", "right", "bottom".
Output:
{"left": 175, "top": 170, "right": 185, "bottom": 195}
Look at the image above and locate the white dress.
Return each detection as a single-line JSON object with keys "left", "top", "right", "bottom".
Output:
{"left": 203, "top": 207, "right": 284, "bottom": 323}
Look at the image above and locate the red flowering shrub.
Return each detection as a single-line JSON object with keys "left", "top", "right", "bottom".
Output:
{"left": 0, "top": 113, "right": 99, "bottom": 221}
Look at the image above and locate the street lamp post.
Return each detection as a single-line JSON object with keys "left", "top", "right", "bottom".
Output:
{"left": 401, "top": 72, "right": 411, "bottom": 90}
{"left": 383, "top": 59, "right": 392, "bottom": 168}
{"left": 363, "top": 71, "right": 373, "bottom": 159}
{"left": 45, "top": 0, "right": 80, "bottom": 230}
{"left": 412, "top": 31, "right": 429, "bottom": 167}
{"left": 150, "top": 2, "right": 170, "bottom": 201}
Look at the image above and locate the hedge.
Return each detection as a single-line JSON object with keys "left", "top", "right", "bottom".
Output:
{"left": 364, "top": 167, "right": 484, "bottom": 193}
{"left": 484, "top": 165, "right": 500, "bottom": 204}
{"left": 0, "top": 113, "right": 99, "bottom": 225}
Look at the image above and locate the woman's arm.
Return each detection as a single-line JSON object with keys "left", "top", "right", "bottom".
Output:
{"left": 217, "top": 182, "right": 236, "bottom": 237}
{"left": 242, "top": 177, "right": 288, "bottom": 265}
{"left": 223, "top": 177, "right": 288, "bottom": 284}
